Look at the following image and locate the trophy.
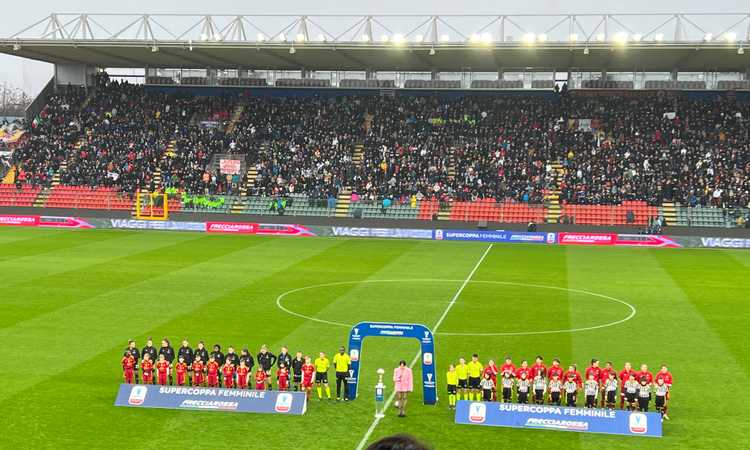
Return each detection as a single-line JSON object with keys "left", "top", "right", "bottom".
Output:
{"left": 374, "top": 368, "right": 385, "bottom": 418}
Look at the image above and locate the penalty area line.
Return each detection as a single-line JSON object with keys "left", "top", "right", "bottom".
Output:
{"left": 354, "top": 243, "right": 493, "bottom": 450}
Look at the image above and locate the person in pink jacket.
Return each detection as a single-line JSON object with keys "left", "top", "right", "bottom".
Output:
{"left": 393, "top": 360, "right": 413, "bottom": 417}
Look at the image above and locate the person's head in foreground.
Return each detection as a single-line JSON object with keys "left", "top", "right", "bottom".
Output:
{"left": 366, "top": 434, "right": 430, "bottom": 450}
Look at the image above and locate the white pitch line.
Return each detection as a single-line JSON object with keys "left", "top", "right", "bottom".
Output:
{"left": 354, "top": 244, "right": 493, "bottom": 450}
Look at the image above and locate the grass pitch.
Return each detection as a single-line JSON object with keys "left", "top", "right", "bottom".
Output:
{"left": 0, "top": 227, "right": 749, "bottom": 449}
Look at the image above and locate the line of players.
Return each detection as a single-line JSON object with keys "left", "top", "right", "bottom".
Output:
{"left": 446, "top": 355, "right": 674, "bottom": 419}
{"left": 120, "top": 338, "right": 353, "bottom": 401}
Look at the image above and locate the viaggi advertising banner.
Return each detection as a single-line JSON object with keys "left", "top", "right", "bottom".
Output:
{"left": 330, "top": 227, "right": 433, "bottom": 239}
{"left": 114, "top": 384, "right": 307, "bottom": 415}
{"left": 434, "top": 229, "right": 556, "bottom": 244}
{"left": 455, "top": 401, "right": 662, "bottom": 437}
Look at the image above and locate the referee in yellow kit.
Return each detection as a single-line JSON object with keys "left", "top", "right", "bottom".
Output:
{"left": 314, "top": 352, "right": 332, "bottom": 400}
{"left": 467, "top": 354, "right": 484, "bottom": 401}
{"left": 333, "top": 346, "right": 351, "bottom": 401}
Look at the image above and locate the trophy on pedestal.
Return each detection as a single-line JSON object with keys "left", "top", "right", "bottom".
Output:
{"left": 374, "top": 368, "right": 385, "bottom": 418}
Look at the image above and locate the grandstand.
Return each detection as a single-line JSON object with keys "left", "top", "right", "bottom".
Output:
{"left": 0, "top": 12, "right": 748, "bottom": 229}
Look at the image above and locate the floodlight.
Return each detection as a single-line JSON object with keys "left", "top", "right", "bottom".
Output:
{"left": 537, "top": 33, "right": 548, "bottom": 42}
{"left": 200, "top": 33, "right": 209, "bottom": 42}
{"left": 295, "top": 33, "right": 306, "bottom": 43}
{"left": 632, "top": 33, "right": 643, "bottom": 42}
{"left": 440, "top": 34, "right": 450, "bottom": 42}
{"left": 415, "top": 34, "right": 424, "bottom": 43}
{"left": 613, "top": 32, "right": 628, "bottom": 44}
{"left": 481, "top": 33, "right": 493, "bottom": 44}
{"left": 704, "top": 33, "right": 713, "bottom": 42}
{"left": 596, "top": 33, "right": 605, "bottom": 42}
{"left": 522, "top": 33, "right": 536, "bottom": 44}
{"left": 569, "top": 33, "right": 578, "bottom": 42}
{"left": 380, "top": 34, "right": 390, "bottom": 43}
{"left": 361, "top": 34, "right": 370, "bottom": 42}
{"left": 257, "top": 33, "right": 266, "bottom": 42}
{"left": 724, "top": 32, "right": 737, "bottom": 43}
{"left": 654, "top": 33, "right": 664, "bottom": 42}
{"left": 470, "top": 33, "right": 481, "bottom": 43}
{"left": 392, "top": 33, "right": 405, "bottom": 45}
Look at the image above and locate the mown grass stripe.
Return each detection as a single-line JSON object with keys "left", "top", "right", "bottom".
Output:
{"left": 0, "top": 235, "right": 339, "bottom": 407}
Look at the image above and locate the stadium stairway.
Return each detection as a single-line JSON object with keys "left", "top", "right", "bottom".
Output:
{"left": 2, "top": 165, "right": 16, "bottom": 184}
{"left": 334, "top": 187, "right": 353, "bottom": 218}
{"left": 352, "top": 144, "right": 364, "bottom": 166}
{"left": 544, "top": 162, "right": 563, "bottom": 223}
{"left": 661, "top": 202, "right": 677, "bottom": 226}
{"left": 225, "top": 104, "right": 245, "bottom": 134}
{"left": 34, "top": 159, "right": 67, "bottom": 207}
{"left": 230, "top": 152, "right": 260, "bottom": 214}
{"left": 447, "top": 149, "right": 456, "bottom": 182}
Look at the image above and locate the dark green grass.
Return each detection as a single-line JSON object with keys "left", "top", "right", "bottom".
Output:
{"left": 0, "top": 227, "right": 748, "bottom": 449}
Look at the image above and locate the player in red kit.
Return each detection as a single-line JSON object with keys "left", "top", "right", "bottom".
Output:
{"left": 500, "top": 356, "right": 516, "bottom": 379}
{"left": 236, "top": 361, "right": 250, "bottom": 389}
{"left": 531, "top": 356, "right": 547, "bottom": 379}
{"left": 191, "top": 355, "right": 205, "bottom": 386}
{"left": 547, "top": 358, "right": 564, "bottom": 380}
{"left": 618, "top": 362, "right": 636, "bottom": 409}
{"left": 599, "top": 361, "right": 616, "bottom": 407}
{"left": 563, "top": 364, "right": 583, "bottom": 388}
{"left": 175, "top": 356, "right": 188, "bottom": 386}
{"left": 206, "top": 356, "right": 220, "bottom": 388}
{"left": 515, "top": 360, "right": 531, "bottom": 380}
{"left": 655, "top": 365, "right": 673, "bottom": 387}
{"left": 301, "top": 356, "right": 315, "bottom": 398}
{"left": 277, "top": 363, "right": 290, "bottom": 391}
{"left": 156, "top": 354, "right": 170, "bottom": 386}
{"left": 585, "top": 359, "right": 602, "bottom": 383}
{"left": 636, "top": 364, "right": 654, "bottom": 384}
{"left": 222, "top": 361, "right": 235, "bottom": 388}
{"left": 141, "top": 354, "right": 154, "bottom": 384}
{"left": 483, "top": 359, "right": 499, "bottom": 400}
{"left": 255, "top": 367, "right": 267, "bottom": 390}
{"left": 122, "top": 352, "right": 135, "bottom": 384}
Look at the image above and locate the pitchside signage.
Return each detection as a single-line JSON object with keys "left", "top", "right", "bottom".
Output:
{"left": 433, "top": 230, "right": 556, "bottom": 244}
{"left": 114, "top": 384, "right": 307, "bottom": 415}
{"left": 455, "top": 401, "right": 662, "bottom": 437}
{"left": 347, "top": 322, "right": 437, "bottom": 405}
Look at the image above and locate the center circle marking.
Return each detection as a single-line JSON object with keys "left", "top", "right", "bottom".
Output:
{"left": 275, "top": 279, "right": 636, "bottom": 336}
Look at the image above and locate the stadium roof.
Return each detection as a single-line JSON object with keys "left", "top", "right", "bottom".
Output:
{"left": 1, "top": 13, "right": 749, "bottom": 72}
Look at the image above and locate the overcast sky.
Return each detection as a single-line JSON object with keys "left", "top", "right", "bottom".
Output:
{"left": 2, "top": 0, "right": 748, "bottom": 95}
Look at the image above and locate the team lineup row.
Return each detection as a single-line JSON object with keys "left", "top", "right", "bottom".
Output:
{"left": 121, "top": 339, "right": 353, "bottom": 400}
{"left": 446, "top": 355, "right": 674, "bottom": 419}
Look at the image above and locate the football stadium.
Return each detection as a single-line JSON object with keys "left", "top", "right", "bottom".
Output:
{"left": 0, "top": 7, "right": 749, "bottom": 450}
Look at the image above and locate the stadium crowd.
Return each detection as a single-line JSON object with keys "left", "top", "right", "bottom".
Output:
{"left": 10, "top": 77, "right": 750, "bottom": 209}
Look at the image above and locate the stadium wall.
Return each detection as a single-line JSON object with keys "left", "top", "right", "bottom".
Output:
{"left": 0, "top": 206, "right": 747, "bottom": 239}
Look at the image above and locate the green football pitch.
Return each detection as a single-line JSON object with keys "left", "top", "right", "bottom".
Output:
{"left": 1, "top": 227, "right": 749, "bottom": 449}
